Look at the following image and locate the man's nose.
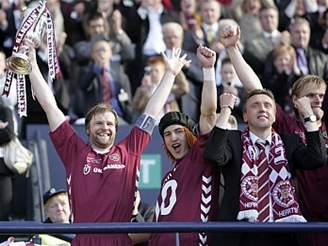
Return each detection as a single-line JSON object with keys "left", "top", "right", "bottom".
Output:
{"left": 258, "top": 103, "right": 266, "bottom": 111}
{"left": 170, "top": 133, "right": 178, "bottom": 141}
{"left": 314, "top": 94, "right": 323, "bottom": 101}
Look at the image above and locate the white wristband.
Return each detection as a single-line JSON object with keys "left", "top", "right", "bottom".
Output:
{"left": 202, "top": 67, "right": 215, "bottom": 82}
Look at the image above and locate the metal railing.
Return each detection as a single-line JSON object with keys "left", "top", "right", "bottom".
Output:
{"left": 1, "top": 221, "right": 328, "bottom": 234}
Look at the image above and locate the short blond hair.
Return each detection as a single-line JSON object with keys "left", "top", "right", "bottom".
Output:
{"left": 291, "top": 75, "right": 326, "bottom": 97}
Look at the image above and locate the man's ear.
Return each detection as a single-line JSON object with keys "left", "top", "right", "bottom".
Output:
{"left": 44, "top": 206, "right": 49, "bottom": 218}
{"left": 86, "top": 128, "right": 90, "bottom": 136}
{"left": 243, "top": 111, "right": 248, "bottom": 123}
{"left": 291, "top": 95, "right": 298, "bottom": 109}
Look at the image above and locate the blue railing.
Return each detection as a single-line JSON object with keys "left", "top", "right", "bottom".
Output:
{"left": 1, "top": 221, "right": 328, "bottom": 234}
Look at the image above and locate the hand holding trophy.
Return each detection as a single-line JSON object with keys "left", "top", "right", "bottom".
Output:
{"left": 2, "top": 0, "right": 60, "bottom": 117}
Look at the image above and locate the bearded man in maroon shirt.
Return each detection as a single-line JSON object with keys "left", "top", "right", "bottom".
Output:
{"left": 27, "top": 42, "right": 191, "bottom": 245}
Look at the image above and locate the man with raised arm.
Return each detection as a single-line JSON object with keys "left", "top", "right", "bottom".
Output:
{"left": 28, "top": 44, "right": 190, "bottom": 245}
{"left": 219, "top": 19, "right": 328, "bottom": 246}
{"left": 148, "top": 46, "right": 219, "bottom": 246}
{"left": 204, "top": 90, "right": 327, "bottom": 246}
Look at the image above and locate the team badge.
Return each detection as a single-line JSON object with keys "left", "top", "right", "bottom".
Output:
{"left": 83, "top": 164, "right": 91, "bottom": 175}
{"left": 272, "top": 181, "right": 295, "bottom": 208}
{"left": 108, "top": 153, "right": 120, "bottom": 161}
{"left": 241, "top": 176, "right": 258, "bottom": 201}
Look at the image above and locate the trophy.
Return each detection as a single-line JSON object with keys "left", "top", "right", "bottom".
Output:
{"left": 6, "top": 1, "right": 47, "bottom": 75}
{"left": 2, "top": 0, "right": 60, "bottom": 117}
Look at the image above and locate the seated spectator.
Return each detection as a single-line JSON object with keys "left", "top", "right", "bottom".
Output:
{"left": 132, "top": 56, "right": 188, "bottom": 120}
{"left": 30, "top": 188, "right": 73, "bottom": 245}
{"left": 79, "top": 38, "right": 134, "bottom": 123}
{"left": 43, "top": 188, "right": 70, "bottom": 224}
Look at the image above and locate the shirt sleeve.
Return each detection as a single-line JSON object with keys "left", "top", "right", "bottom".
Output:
{"left": 49, "top": 120, "right": 86, "bottom": 171}
{"left": 119, "top": 127, "right": 151, "bottom": 156}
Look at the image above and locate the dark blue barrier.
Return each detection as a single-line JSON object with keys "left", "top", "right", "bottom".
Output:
{"left": 1, "top": 222, "right": 328, "bottom": 234}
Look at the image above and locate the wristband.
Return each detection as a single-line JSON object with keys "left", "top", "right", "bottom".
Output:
{"left": 221, "top": 105, "right": 233, "bottom": 112}
{"left": 202, "top": 67, "right": 215, "bottom": 82}
{"left": 135, "top": 113, "right": 156, "bottom": 135}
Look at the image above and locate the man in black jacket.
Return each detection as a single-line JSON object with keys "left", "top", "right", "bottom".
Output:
{"left": 204, "top": 90, "right": 327, "bottom": 246}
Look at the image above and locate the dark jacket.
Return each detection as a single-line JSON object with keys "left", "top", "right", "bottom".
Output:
{"left": 203, "top": 127, "right": 327, "bottom": 246}
{"left": 79, "top": 62, "right": 134, "bottom": 123}
{"left": 301, "top": 47, "right": 328, "bottom": 81}
{"left": 0, "top": 102, "right": 15, "bottom": 175}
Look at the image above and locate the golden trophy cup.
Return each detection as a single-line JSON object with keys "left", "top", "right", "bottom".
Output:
{"left": 6, "top": 0, "right": 47, "bottom": 75}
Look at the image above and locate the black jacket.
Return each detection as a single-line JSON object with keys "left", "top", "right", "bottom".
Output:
{"left": 0, "top": 102, "right": 15, "bottom": 175}
{"left": 203, "top": 127, "right": 327, "bottom": 246}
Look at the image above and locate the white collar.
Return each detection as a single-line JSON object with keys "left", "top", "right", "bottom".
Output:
{"left": 249, "top": 131, "right": 272, "bottom": 146}
{"left": 262, "top": 30, "right": 279, "bottom": 38}
{"left": 203, "top": 22, "right": 219, "bottom": 33}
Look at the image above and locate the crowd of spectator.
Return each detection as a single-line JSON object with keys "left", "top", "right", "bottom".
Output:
{"left": 0, "top": 0, "right": 327, "bottom": 130}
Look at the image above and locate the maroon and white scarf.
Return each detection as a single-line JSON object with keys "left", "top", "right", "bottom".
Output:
{"left": 237, "top": 128, "right": 306, "bottom": 222}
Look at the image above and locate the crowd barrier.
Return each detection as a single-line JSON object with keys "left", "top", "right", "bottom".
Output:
{"left": 1, "top": 221, "right": 328, "bottom": 234}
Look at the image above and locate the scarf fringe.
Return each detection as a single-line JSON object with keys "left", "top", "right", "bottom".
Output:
{"left": 237, "top": 209, "right": 258, "bottom": 222}
{"left": 275, "top": 215, "right": 307, "bottom": 223}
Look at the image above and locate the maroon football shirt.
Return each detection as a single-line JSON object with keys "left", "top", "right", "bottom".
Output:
{"left": 50, "top": 120, "right": 150, "bottom": 245}
{"left": 149, "top": 135, "right": 219, "bottom": 246}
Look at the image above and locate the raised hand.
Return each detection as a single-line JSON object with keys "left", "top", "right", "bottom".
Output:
{"left": 112, "top": 10, "right": 123, "bottom": 35}
{"left": 220, "top": 92, "right": 237, "bottom": 110}
{"left": 162, "top": 48, "right": 191, "bottom": 76}
{"left": 294, "top": 96, "right": 313, "bottom": 118}
{"left": 197, "top": 46, "right": 216, "bottom": 68}
{"left": 294, "top": 96, "right": 324, "bottom": 123}
{"left": 219, "top": 19, "right": 240, "bottom": 48}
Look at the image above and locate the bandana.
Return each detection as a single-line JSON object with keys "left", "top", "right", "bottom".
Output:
{"left": 237, "top": 128, "right": 306, "bottom": 222}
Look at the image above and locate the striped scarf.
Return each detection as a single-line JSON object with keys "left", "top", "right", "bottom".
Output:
{"left": 237, "top": 128, "right": 306, "bottom": 222}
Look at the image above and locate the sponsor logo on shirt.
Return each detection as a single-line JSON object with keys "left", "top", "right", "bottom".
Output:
{"left": 108, "top": 153, "right": 120, "bottom": 161}
{"left": 83, "top": 164, "right": 91, "bottom": 175}
{"left": 83, "top": 163, "right": 126, "bottom": 175}
{"left": 103, "top": 163, "right": 125, "bottom": 170}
